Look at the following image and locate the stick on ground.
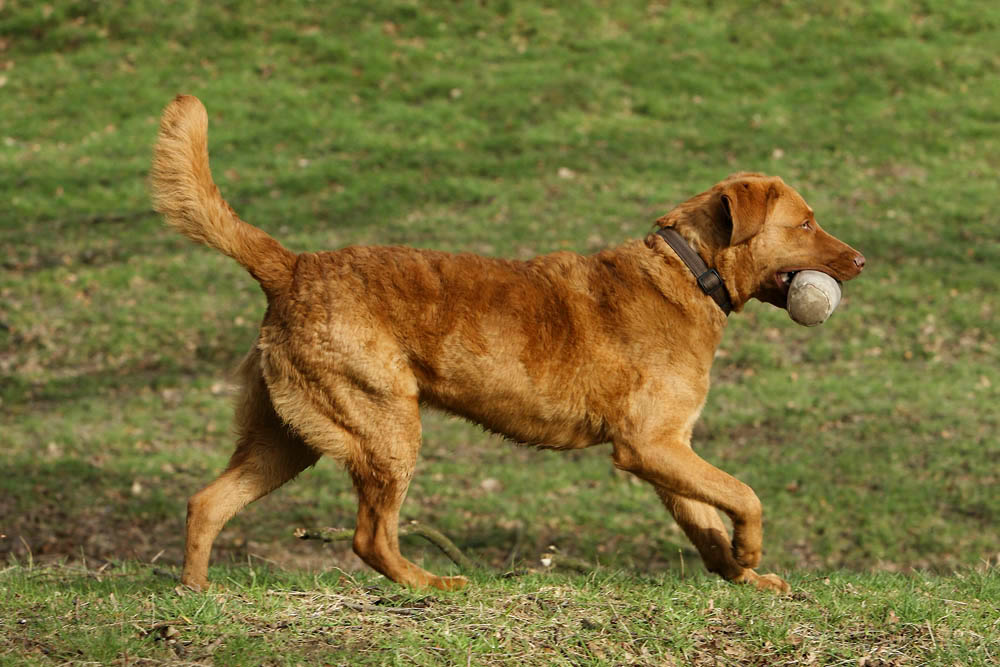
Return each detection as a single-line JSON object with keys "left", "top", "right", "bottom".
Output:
{"left": 295, "top": 522, "right": 480, "bottom": 572}
{"left": 295, "top": 523, "right": 603, "bottom": 576}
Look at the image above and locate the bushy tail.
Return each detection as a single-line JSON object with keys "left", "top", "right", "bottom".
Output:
{"left": 150, "top": 95, "right": 295, "bottom": 296}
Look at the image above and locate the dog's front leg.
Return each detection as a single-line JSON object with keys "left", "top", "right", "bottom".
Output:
{"left": 657, "top": 490, "right": 789, "bottom": 592}
{"left": 612, "top": 439, "right": 788, "bottom": 592}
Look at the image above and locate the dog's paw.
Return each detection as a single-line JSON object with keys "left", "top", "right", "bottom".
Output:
{"left": 734, "top": 570, "right": 790, "bottom": 594}
{"left": 750, "top": 572, "right": 790, "bottom": 594}
{"left": 429, "top": 575, "right": 469, "bottom": 592}
{"left": 178, "top": 577, "right": 209, "bottom": 593}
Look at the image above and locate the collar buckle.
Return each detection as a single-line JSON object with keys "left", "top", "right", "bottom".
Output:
{"left": 697, "top": 268, "right": 724, "bottom": 295}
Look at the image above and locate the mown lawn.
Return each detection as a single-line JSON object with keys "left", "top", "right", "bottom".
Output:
{"left": 1, "top": 0, "right": 998, "bottom": 663}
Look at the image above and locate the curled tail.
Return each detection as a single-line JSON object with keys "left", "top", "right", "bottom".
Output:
{"left": 150, "top": 95, "right": 295, "bottom": 296}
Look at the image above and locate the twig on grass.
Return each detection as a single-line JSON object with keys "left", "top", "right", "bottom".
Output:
{"left": 295, "top": 522, "right": 479, "bottom": 572}
{"left": 19, "top": 536, "right": 34, "bottom": 570}
{"left": 295, "top": 523, "right": 603, "bottom": 575}
{"left": 537, "top": 552, "right": 597, "bottom": 574}
{"left": 152, "top": 567, "right": 179, "bottom": 581}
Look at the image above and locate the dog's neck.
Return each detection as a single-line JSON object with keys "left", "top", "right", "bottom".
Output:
{"left": 653, "top": 229, "right": 757, "bottom": 313}
{"left": 655, "top": 228, "right": 732, "bottom": 316}
{"left": 653, "top": 213, "right": 762, "bottom": 313}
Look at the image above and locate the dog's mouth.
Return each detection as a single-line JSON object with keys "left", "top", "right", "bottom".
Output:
{"left": 774, "top": 267, "right": 841, "bottom": 295}
{"left": 775, "top": 271, "right": 798, "bottom": 295}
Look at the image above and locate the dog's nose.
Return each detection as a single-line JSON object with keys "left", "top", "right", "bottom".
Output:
{"left": 853, "top": 253, "right": 866, "bottom": 271}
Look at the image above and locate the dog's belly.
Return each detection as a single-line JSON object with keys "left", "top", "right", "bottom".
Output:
{"left": 414, "top": 359, "right": 608, "bottom": 450}
{"left": 426, "top": 392, "right": 605, "bottom": 449}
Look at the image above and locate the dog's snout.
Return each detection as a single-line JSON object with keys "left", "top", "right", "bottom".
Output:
{"left": 853, "top": 253, "right": 866, "bottom": 271}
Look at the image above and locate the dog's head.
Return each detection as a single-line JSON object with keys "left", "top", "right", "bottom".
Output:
{"left": 657, "top": 173, "right": 865, "bottom": 310}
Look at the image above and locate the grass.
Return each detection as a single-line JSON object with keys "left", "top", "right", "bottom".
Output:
{"left": 1, "top": 0, "right": 998, "bottom": 663}
{"left": 3, "top": 563, "right": 998, "bottom": 665}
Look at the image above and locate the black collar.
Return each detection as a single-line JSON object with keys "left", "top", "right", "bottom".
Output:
{"left": 655, "top": 227, "right": 732, "bottom": 316}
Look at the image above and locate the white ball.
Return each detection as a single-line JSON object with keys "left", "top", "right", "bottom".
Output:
{"left": 787, "top": 270, "right": 842, "bottom": 327}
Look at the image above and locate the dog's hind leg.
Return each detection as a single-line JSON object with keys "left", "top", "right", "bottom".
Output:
{"left": 182, "top": 360, "right": 320, "bottom": 591}
{"left": 260, "top": 333, "right": 464, "bottom": 590}
{"left": 182, "top": 430, "right": 318, "bottom": 590}
{"left": 657, "top": 490, "right": 790, "bottom": 593}
{"left": 347, "top": 398, "right": 468, "bottom": 592}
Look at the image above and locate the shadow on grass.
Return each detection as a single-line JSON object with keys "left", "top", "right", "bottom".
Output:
{"left": 0, "top": 459, "right": 183, "bottom": 565}
{"left": 3, "top": 339, "right": 251, "bottom": 407}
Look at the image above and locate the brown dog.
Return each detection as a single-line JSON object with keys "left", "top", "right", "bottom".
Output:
{"left": 151, "top": 95, "right": 864, "bottom": 594}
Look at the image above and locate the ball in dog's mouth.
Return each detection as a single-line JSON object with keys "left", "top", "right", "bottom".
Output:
{"left": 786, "top": 270, "right": 842, "bottom": 326}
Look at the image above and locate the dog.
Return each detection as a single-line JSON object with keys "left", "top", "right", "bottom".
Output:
{"left": 151, "top": 95, "right": 865, "bottom": 594}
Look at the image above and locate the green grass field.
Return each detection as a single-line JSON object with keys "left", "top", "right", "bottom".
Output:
{"left": 2, "top": 1, "right": 998, "bottom": 664}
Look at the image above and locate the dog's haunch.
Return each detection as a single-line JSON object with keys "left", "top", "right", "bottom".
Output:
{"left": 787, "top": 270, "right": 842, "bottom": 326}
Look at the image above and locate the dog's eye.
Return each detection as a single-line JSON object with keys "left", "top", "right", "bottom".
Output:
{"left": 800, "top": 220, "right": 812, "bottom": 230}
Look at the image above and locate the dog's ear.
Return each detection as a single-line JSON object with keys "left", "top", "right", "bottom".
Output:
{"left": 718, "top": 178, "right": 777, "bottom": 246}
